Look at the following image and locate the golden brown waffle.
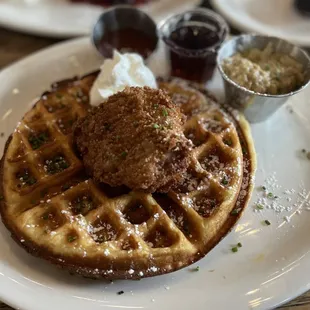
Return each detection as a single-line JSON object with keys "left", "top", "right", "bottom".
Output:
{"left": 0, "top": 73, "right": 256, "bottom": 279}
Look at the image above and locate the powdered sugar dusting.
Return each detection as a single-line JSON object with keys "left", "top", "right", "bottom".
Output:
{"left": 253, "top": 173, "right": 310, "bottom": 221}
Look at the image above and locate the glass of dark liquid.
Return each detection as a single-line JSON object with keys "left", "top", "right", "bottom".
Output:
{"left": 158, "top": 9, "right": 229, "bottom": 84}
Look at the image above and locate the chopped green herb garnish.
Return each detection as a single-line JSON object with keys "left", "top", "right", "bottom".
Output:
{"left": 194, "top": 266, "right": 200, "bottom": 272}
{"left": 267, "top": 192, "right": 274, "bottom": 199}
{"left": 45, "top": 156, "right": 69, "bottom": 175}
{"left": 237, "top": 242, "right": 242, "bottom": 248}
{"left": 153, "top": 123, "right": 160, "bottom": 129}
{"left": 231, "top": 208, "right": 241, "bottom": 216}
{"left": 73, "top": 196, "right": 94, "bottom": 214}
{"left": 262, "top": 186, "right": 267, "bottom": 191}
{"left": 264, "top": 220, "right": 271, "bottom": 226}
{"left": 274, "top": 195, "right": 279, "bottom": 199}
{"left": 17, "top": 170, "right": 37, "bottom": 187}
{"left": 117, "top": 291, "right": 124, "bottom": 295}
{"left": 256, "top": 204, "right": 264, "bottom": 210}
{"left": 42, "top": 213, "right": 50, "bottom": 220}
{"left": 241, "top": 146, "right": 247, "bottom": 154}
{"left": 28, "top": 132, "right": 49, "bottom": 150}
{"left": 221, "top": 176, "right": 229, "bottom": 186}
{"left": 120, "top": 151, "right": 128, "bottom": 159}
{"left": 224, "top": 139, "right": 232, "bottom": 146}
{"left": 231, "top": 247, "right": 238, "bottom": 253}
{"left": 162, "top": 108, "right": 168, "bottom": 117}
{"left": 302, "top": 149, "right": 307, "bottom": 153}
{"left": 67, "top": 235, "right": 77, "bottom": 243}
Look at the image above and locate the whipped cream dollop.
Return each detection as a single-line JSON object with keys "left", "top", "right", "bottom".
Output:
{"left": 90, "top": 51, "right": 157, "bottom": 106}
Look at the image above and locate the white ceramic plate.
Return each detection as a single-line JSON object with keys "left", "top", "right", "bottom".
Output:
{"left": 1, "top": 37, "right": 310, "bottom": 310}
{"left": 211, "top": 0, "right": 310, "bottom": 47}
{"left": 0, "top": 0, "right": 199, "bottom": 38}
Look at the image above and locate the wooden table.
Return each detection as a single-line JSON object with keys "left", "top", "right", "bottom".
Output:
{"left": 0, "top": 2, "right": 310, "bottom": 309}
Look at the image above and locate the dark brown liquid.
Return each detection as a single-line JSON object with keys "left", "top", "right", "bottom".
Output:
{"left": 99, "top": 28, "right": 157, "bottom": 59}
{"left": 166, "top": 25, "right": 222, "bottom": 83}
{"left": 70, "top": 0, "right": 150, "bottom": 6}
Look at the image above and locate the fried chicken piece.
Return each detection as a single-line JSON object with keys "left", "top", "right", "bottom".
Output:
{"left": 73, "top": 86, "right": 192, "bottom": 193}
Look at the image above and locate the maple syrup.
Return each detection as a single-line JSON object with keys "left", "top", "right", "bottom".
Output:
{"left": 159, "top": 9, "right": 229, "bottom": 84}
{"left": 167, "top": 25, "right": 222, "bottom": 83}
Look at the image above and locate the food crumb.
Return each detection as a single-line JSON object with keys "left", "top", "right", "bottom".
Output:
{"left": 263, "top": 220, "right": 271, "bottom": 226}
{"left": 117, "top": 291, "right": 124, "bottom": 295}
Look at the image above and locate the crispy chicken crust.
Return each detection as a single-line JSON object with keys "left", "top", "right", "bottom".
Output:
{"left": 73, "top": 87, "right": 192, "bottom": 193}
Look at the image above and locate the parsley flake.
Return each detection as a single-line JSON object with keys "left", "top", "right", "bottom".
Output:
{"left": 231, "top": 247, "right": 238, "bottom": 253}
{"left": 120, "top": 151, "right": 128, "bottom": 159}
{"left": 231, "top": 208, "right": 241, "bottom": 216}
{"left": 28, "top": 132, "right": 49, "bottom": 150}
{"left": 67, "top": 235, "right": 77, "bottom": 243}
{"left": 224, "top": 139, "right": 233, "bottom": 146}
{"left": 153, "top": 124, "right": 160, "bottom": 129}
{"left": 162, "top": 108, "right": 168, "bottom": 117}
{"left": 221, "top": 176, "right": 229, "bottom": 186}
{"left": 267, "top": 192, "right": 274, "bottom": 199}
{"left": 42, "top": 213, "right": 50, "bottom": 220}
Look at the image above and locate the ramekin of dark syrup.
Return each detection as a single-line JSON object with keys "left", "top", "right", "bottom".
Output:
{"left": 92, "top": 6, "right": 158, "bottom": 59}
{"left": 159, "top": 9, "right": 229, "bottom": 84}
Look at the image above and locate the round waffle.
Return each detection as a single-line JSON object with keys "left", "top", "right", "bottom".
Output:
{"left": 0, "top": 73, "right": 256, "bottom": 279}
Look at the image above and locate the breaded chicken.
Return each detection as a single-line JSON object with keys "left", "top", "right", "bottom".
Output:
{"left": 73, "top": 87, "right": 192, "bottom": 193}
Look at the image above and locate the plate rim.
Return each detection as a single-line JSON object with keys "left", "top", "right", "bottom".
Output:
{"left": 0, "top": 0, "right": 200, "bottom": 38}
{"left": 210, "top": 0, "right": 310, "bottom": 47}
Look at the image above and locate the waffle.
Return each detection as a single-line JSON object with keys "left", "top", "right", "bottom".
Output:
{"left": 0, "top": 73, "right": 256, "bottom": 279}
